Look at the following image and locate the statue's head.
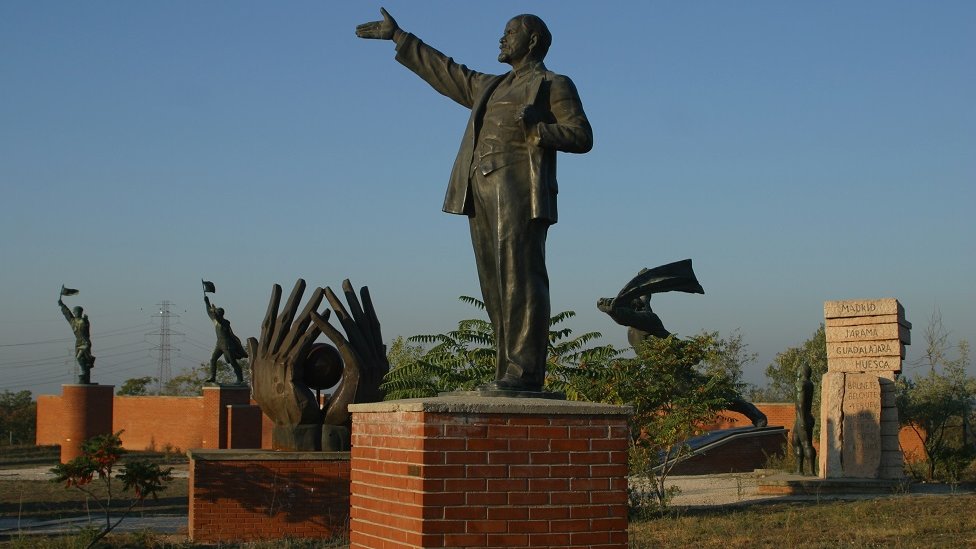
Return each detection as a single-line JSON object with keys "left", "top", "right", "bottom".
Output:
{"left": 799, "top": 362, "right": 812, "bottom": 379}
{"left": 72, "top": 306, "right": 83, "bottom": 317}
{"left": 499, "top": 14, "right": 551, "bottom": 64}
{"left": 215, "top": 307, "right": 225, "bottom": 318}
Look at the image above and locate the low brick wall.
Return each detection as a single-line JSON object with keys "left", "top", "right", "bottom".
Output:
{"left": 114, "top": 395, "right": 206, "bottom": 451}
{"left": 668, "top": 428, "right": 789, "bottom": 475}
{"left": 187, "top": 449, "right": 351, "bottom": 544}
{"left": 36, "top": 386, "right": 274, "bottom": 452}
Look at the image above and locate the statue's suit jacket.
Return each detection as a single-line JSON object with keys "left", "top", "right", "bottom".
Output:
{"left": 395, "top": 33, "right": 592, "bottom": 224}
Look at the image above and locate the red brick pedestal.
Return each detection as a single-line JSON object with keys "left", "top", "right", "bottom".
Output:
{"left": 201, "top": 385, "right": 251, "bottom": 449}
{"left": 348, "top": 396, "right": 631, "bottom": 549}
{"left": 60, "top": 384, "right": 114, "bottom": 462}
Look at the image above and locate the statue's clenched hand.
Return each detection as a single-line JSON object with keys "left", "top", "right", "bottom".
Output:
{"left": 248, "top": 280, "right": 326, "bottom": 428}
{"left": 355, "top": 7, "right": 399, "bottom": 40}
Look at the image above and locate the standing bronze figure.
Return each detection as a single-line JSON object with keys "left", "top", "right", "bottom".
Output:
{"left": 793, "top": 362, "right": 817, "bottom": 475}
{"left": 202, "top": 281, "right": 246, "bottom": 385}
{"left": 57, "top": 286, "right": 95, "bottom": 384}
{"left": 357, "top": 9, "right": 592, "bottom": 393}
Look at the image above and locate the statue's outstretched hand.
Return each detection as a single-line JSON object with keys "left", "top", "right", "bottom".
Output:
{"left": 355, "top": 7, "right": 399, "bottom": 40}
{"left": 248, "top": 280, "right": 326, "bottom": 428}
{"left": 312, "top": 280, "right": 389, "bottom": 427}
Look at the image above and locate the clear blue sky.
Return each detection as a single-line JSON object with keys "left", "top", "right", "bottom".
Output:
{"left": 2, "top": 1, "right": 974, "bottom": 396}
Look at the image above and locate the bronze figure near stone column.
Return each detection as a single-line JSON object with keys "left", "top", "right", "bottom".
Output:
{"left": 793, "top": 362, "right": 817, "bottom": 475}
{"left": 57, "top": 286, "right": 95, "bottom": 384}
{"left": 356, "top": 9, "right": 592, "bottom": 394}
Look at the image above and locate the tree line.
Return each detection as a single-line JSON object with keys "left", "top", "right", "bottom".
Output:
{"left": 4, "top": 302, "right": 973, "bottom": 487}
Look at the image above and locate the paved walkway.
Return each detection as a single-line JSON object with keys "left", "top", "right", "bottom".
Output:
{"left": 0, "top": 515, "right": 187, "bottom": 537}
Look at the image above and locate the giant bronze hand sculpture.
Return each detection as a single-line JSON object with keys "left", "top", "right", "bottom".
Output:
{"left": 250, "top": 279, "right": 389, "bottom": 451}
{"left": 314, "top": 281, "right": 389, "bottom": 428}
{"left": 249, "top": 280, "right": 327, "bottom": 451}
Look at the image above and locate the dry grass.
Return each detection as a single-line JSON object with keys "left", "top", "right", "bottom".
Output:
{"left": 630, "top": 494, "right": 976, "bottom": 548}
{"left": 0, "top": 476, "right": 188, "bottom": 522}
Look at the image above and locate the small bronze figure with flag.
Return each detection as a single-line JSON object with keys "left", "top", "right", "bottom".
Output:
{"left": 58, "top": 285, "right": 95, "bottom": 384}
{"left": 202, "top": 280, "right": 247, "bottom": 385}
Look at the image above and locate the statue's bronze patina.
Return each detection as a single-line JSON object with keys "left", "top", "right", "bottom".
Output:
{"left": 793, "top": 362, "right": 817, "bottom": 475}
{"left": 357, "top": 9, "right": 592, "bottom": 394}
{"left": 57, "top": 286, "right": 95, "bottom": 384}
{"left": 202, "top": 282, "right": 247, "bottom": 385}
{"left": 598, "top": 260, "right": 768, "bottom": 427}
{"left": 249, "top": 279, "right": 389, "bottom": 451}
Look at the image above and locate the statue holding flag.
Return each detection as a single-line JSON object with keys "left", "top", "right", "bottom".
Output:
{"left": 202, "top": 280, "right": 247, "bottom": 385}
{"left": 58, "top": 286, "right": 95, "bottom": 384}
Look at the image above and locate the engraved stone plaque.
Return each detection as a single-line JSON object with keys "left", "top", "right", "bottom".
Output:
{"left": 825, "top": 324, "right": 911, "bottom": 345}
{"left": 824, "top": 298, "right": 904, "bottom": 319}
{"left": 819, "top": 372, "right": 846, "bottom": 478}
{"left": 827, "top": 339, "right": 903, "bottom": 359}
{"left": 841, "top": 373, "right": 882, "bottom": 478}
{"left": 827, "top": 356, "right": 901, "bottom": 374}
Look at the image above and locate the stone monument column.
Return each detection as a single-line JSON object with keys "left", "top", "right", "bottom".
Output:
{"left": 819, "top": 298, "right": 911, "bottom": 479}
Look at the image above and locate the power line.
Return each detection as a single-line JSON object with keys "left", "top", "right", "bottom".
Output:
{"left": 0, "top": 337, "right": 74, "bottom": 347}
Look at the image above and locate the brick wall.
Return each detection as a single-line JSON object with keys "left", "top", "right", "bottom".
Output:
{"left": 35, "top": 392, "right": 928, "bottom": 465}
{"left": 349, "top": 399, "right": 631, "bottom": 549}
{"left": 36, "top": 386, "right": 268, "bottom": 453}
{"left": 114, "top": 396, "right": 206, "bottom": 451}
{"left": 188, "top": 450, "right": 350, "bottom": 543}
{"left": 35, "top": 394, "right": 62, "bottom": 446}
{"left": 668, "top": 429, "right": 788, "bottom": 475}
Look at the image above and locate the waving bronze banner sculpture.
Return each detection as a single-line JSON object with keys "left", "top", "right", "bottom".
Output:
{"left": 58, "top": 286, "right": 95, "bottom": 384}
{"left": 599, "top": 260, "right": 767, "bottom": 427}
{"left": 202, "top": 280, "right": 247, "bottom": 385}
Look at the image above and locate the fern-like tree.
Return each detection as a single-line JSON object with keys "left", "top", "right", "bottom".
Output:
{"left": 381, "top": 296, "right": 617, "bottom": 399}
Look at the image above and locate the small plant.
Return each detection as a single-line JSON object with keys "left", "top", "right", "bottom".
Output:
{"left": 761, "top": 443, "right": 797, "bottom": 473}
{"left": 50, "top": 430, "right": 174, "bottom": 549}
